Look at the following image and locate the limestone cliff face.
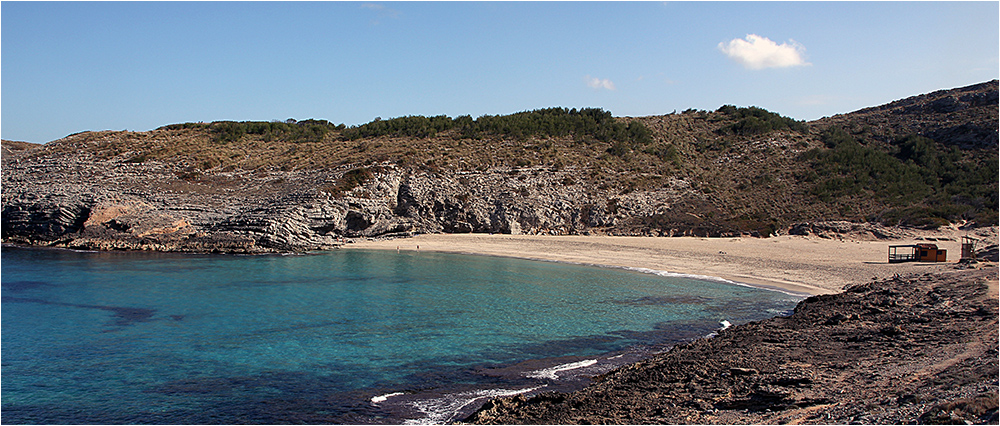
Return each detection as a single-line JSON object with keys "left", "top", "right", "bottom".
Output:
{"left": 0, "top": 144, "right": 704, "bottom": 253}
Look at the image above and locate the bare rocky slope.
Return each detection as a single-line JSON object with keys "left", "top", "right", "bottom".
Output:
{"left": 814, "top": 80, "right": 999, "bottom": 150}
{"left": 2, "top": 81, "right": 997, "bottom": 253}
{"left": 466, "top": 266, "right": 999, "bottom": 425}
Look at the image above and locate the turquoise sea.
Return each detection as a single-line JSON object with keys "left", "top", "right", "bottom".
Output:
{"left": 1, "top": 246, "right": 803, "bottom": 424}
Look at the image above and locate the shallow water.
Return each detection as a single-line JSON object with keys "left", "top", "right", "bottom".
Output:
{"left": 1, "top": 246, "right": 802, "bottom": 424}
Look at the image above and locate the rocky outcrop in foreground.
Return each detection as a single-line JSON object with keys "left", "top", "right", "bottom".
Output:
{"left": 467, "top": 267, "right": 999, "bottom": 425}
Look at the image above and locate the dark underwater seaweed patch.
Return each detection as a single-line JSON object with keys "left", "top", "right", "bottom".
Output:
{"left": 618, "top": 295, "right": 712, "bottom": 306}
{"left": 2, "top": 296, "right": 156, "bottom": 328}
{"left": 1, "top": 280, "right": 54, "bottom": 292}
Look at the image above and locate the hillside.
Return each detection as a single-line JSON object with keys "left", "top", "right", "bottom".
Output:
{"left": 2, "top": 81, "right": 997, "bottom": 253}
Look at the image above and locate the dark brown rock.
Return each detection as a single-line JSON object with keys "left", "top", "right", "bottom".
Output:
{"left": 465, "top": 268, "right": 999, "bottom": 425}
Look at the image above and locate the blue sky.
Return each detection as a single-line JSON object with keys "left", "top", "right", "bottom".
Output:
{"left": 3, "top": 2, "right": 998, "bottom": 144}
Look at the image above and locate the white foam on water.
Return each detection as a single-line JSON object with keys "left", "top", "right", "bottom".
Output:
{"left": 403, "top": 386, "right": 544, "bottom": 425}
{"left": 526, "top": 359, "right": 599, "bottom": 380}
{"left": 371, "top": 391, "right": 405, "bottom": 404}
{"left": 619, "top": 266, "right": 808, "bottom": 297}
{"left": 63, "top": 247, "right": 100, "bottom": 253}
{"left": 706, "top": 319, "right": 733, "bottom": 338}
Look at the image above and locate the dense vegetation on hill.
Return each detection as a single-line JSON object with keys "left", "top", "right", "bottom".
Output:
{"left": 339, "top": 107, "right": 653, "bottom": 148}
{"left": 158, "top": 108, "right": 652, "bottom": 149}
{"left": 716, "top": 105, "right": 810, "bottom": 136}
{"left": 11, "top": 81, "right": 997, "bottom": 236}
{"left": 161, "top": 119, "right": 344, "bottom": 144}
{"left": 803, "top": 128, "right": 998, "bottom": 227}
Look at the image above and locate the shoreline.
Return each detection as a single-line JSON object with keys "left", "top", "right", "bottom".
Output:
{"left": 466, "top": 267, "right": 999, "bottom": 425}
{"left": 348, "top": 231, "right": 994, "bottom": 296}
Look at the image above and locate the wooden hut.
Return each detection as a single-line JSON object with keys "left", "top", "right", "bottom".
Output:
{"left": 960, "top": 236, "right": 978, "bottom": 261}
{"left": 888, "top": 243, "right": 947, "bottom": 263}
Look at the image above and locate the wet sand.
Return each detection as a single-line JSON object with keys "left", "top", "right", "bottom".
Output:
{"left": 349, "top": 230, "right": 993, "bottom": 296}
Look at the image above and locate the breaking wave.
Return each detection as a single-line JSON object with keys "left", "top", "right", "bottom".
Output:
{"left": 404, "top": 386, "right": 544, "bottom": 425}
{"left": 526, "top": 359, "right": 599, "bottom": 380}
{"left": 371, "top": 392, "right": 405, "bottom": 404}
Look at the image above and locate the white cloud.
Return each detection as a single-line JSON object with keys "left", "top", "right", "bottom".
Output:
{"left": 718, "top": 34, "right": 810, "bottom": 70}
{"left": 585, "top": 75, "right": 616, "bottom": 90}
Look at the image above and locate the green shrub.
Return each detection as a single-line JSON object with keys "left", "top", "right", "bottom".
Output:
{"left": 644, "top": 143, "right": 681, "bottom": 166}
{"left": 716, "top": 105, "right": 809, "bottom": 136}
{"left": 323, "top": 167, "right": 381, "bottom": 197}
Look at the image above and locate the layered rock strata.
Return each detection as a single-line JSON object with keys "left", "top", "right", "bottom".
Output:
{"left": 2, "top": 143, "right": 706, "bottom": 252}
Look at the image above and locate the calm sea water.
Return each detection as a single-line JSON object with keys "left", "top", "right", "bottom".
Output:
{"left": 1, "top": 246, "right": 802, "bottom": 424}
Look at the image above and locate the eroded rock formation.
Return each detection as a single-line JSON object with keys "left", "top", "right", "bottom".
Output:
{"left": 1, "top": 144, "right": 709, "bottom": 252}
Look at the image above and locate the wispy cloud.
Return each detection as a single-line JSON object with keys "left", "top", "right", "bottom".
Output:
{"left": 585, "top": 75, "right": 616, "bottom": 90}
{"left": 718, "top": 34, "right": 810, "bottom": 70}
{"left": 361, "top": 3, "right": 400, "bottom": 24}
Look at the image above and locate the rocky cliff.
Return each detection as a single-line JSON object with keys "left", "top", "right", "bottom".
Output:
{"left": 1, "top": 143, "right": 705, "bottom": 252}
{"left": 3, "top": 81, "right": 997, "bottom": 253}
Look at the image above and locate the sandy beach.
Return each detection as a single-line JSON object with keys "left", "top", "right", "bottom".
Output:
{"left": 348, "top": 228, "right": 998, "bottom": 296}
